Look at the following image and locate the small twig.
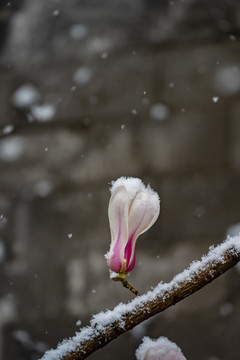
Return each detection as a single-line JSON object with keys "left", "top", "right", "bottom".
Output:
{"left": 112, "top": 275, "right": 140, "bottom": 296}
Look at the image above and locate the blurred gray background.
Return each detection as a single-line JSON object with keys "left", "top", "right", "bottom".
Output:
{"left": 0, "top": 0, "right": 240, "bottom": 359}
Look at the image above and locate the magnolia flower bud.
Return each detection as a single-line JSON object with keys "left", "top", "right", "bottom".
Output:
{"left": 105, "top": 177, "right": 160, "bottom": 274}
{"left": 135, "top": 337, "right": 187, "bottom": 360}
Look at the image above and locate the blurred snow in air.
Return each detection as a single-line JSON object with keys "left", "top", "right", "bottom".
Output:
{"left": 69, "top": 24, "right": 88, "bottom": 40}
{"left": 12, "top": 84, "right": 40, "bottom": 108}
{"left": 52, "top": 9, "right": 60, "bottom": 17}
{"left": 2, "top": 124, "right": 14, "bottom": 135}
{"left": 0, "top": 137, "right": 24, "bottom": 161}
{"left": 219, "top": 302, "right": 233, "bottom": 317}
{"left": 214, "top": 66, "right": 240, "bottom": 95}
{"left": 73, "top": 67, "right": 93, "bottom": 85}
{"left": 87, "top": 37, "right": 112, "bottom": 53}
{"left": 32, "top": 180, "right": 54, "bottom": 198}
{"left": 31, "top": 104, "right": 56, "bottom": 122}
{"left": 150, "top": 103, "right": 169, "bottom": 121}
{"left": 212, "top": 96, "right": 219, "bottom": 103}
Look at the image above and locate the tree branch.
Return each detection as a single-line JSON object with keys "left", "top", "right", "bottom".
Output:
{"left": 40, "top": 235, "right": 240, "bottom": 360}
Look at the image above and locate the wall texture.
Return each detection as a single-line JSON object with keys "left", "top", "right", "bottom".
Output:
{"left": 0, "top": 1, "right": 240, "bottom": 359}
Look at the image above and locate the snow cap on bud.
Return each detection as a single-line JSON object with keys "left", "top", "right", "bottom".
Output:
{"left": 135, "top": 337, "right": 187, "bottom": 360}
{"left": 106, "top": 177, "right": 160, "bottom": 274}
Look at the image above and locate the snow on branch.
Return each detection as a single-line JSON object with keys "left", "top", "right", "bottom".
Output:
{"left": 40, "top": 235, "right": 240, "bottom": 360}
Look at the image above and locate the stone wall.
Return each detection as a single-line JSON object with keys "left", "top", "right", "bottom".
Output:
{"left": 0, "top": 1, "right": 240, "bottom": 359}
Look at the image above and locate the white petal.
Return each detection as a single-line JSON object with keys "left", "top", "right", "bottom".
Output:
{"left": 127, "top": 189, "right": 160, "bottom": 265}
{"left": 128, "top": 188, "right": 160, "bottom": 238}
{"left": 108, "top": 186, "right": 130, "bottom": 258}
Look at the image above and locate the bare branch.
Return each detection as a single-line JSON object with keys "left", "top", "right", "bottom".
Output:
{"left": 40, "top": 235, "right": 240, "bottom": 360}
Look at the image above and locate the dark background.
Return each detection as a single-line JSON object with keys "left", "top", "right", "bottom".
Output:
{"left": 0, "top": 1, "right": 240, "bottom": 359}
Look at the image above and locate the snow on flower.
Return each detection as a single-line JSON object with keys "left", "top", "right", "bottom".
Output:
{"left": 105, "top": 177, "right": 160, "bottom": 274}
{"left": 136, "top": 336, "right": 187, "bottom": 360}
